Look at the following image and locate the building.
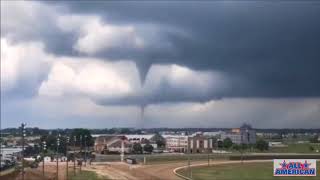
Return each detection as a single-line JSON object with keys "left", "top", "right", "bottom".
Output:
{"left": 268, "top": 142, "right": 287, "bottom": 148}
{"left": 125, "top": 134, "right": 162, "bottom": 149}
{"left": 107, "top": 139, "right": 131, "bottom": 154}
{"left": 94, "top": 135, "right": 129, "bottom": 154}
{"left": 94, "top": 134, "right": 165, "bottom": 154}
{"left": 60, "top": 156, "right": 68, "bottom": 162}
{"left": 221, "top": 124, "right": 256, "bottom": 144}
{"left": 43, "top": 156, "right": 51, "bottom": 162}
{"left": 163, "top": 135, "right": 188, "bottom": 152}
{"left": 188, "top": 134, "right": 214, "bottom": 153}
{"left": 203, "top": 131, "right": 225, "bottom": 138}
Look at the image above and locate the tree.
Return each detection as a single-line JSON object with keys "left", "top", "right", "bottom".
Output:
{"left": 255, "top": 139, "right": 269, "bottom": 151}
{"left": 309, "top": 145, "right": 314, "bottom": 152}
{"left": 240, "top": 143, "right": 248, "bottom": 150}
{"left": 70, "top": 128, "right": 94, "bottom": 147}
{"left": 310, "top": 135, "right": 319, "bottom": 143}
{"left": 40, "top": 135, "right": 67, "bottom": 154}
{"left": 132, "top": 143, "right": 143, "bottom": 154}
{"left": 24, "top": 145, "right": 40, "bottom": 157}
{"left": 232, "top": 144, "right": 240, "bottom": 151}
{"left": 143, "top": 143, "right": 154, "bottom": 153}
{"left": 223, "top": 138, "right": 233, "bottom": 149}
{"left": 217, "top": 140, "right": 223, "bottom": 149}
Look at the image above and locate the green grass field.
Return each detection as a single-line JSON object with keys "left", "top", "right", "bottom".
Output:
{"left": 69, "top": 170, "right": 109, "bottom": 180}
{"left": 144, "top": 154, "right": 229, "bottom": 165}
{"left": 178, "top": 162, "right": 319, "bottom": 180}
{"left": 269, "top": 143, "right": 320, "bottom": 153}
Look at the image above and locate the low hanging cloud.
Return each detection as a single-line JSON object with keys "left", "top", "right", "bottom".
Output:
{"left": 1, "top": 1, "right": 57, "bottom": 40}
{"left": 57, "top": 14, "right": 180, "bottom": 55}
{"left": 39, "top": 57, "right": 226, "bottom": 105}
{"left": 48, "top": 1, "right": 320, "bottom": 97}
{"left": 56, "top": 13, "right": 187, "bottom": 82}
{"left": 2, "top": 32, "right": 224, "bottom": 106}
{"left": 58, "top": 15, "right": 144, "bottom": 54}
{"left": 1, "top": 38, "right": 52, "bottom": 94}
{"left": 39, "top": 58, "right": 140, "bottom": 99}
{"left": 141, "top": 64, "right": 226, "bottom": 104}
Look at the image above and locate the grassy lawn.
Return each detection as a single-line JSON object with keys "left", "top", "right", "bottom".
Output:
{"left": 178, "top": 162, "right": 319, "bottom": 180}
{"left": 144, "top": 154, "right": 229, "bottom": 165}
{"left": 270, "top": 143, "right": 320, "bottom": 153}
{"left": 69, "top": 170, "right": 109, "bottom": 180}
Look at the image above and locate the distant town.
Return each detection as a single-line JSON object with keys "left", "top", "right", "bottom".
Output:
{"left": 1, "top": 123, "right": 320, "bottom": 179}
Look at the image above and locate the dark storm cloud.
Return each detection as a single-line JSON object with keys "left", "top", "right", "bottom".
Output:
{"left": 45, "top": 1, "right": 320, "bottom": 98}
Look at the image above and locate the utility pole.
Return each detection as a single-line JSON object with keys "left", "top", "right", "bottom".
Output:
{"left": 56, "top": 134, "right": 60, "bottom": 179}
{"left": 187, "top": 137, "right": 193, "bottom": 179}
{"left": 21, "top": 123, "right": 26, "bottom": 180}
{"left": 66, "top": 137, "right": 70, "bottom": 179}
{"left": 42, "top": 141, "right": 46, "bottom": 177}
{"left": 121, "top": 136, "right": 125, "bottom": 162}
{"left": 84, "top": 135, "right": 87, "bottom": 167}
{"left": 79, "top": 135, "right": 82, "bottom": 172}
{"left": 73, "top": 136, "right": 76, "bottom": 176}
{"left": 187, "top": 137, "right": 191, "bottom": 179}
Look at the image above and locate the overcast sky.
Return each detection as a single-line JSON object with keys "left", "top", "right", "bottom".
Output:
{"left": 1, "top": 1, "right": 320, "bottom": 129}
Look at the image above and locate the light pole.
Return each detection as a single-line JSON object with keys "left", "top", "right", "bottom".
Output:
{"left": 56, "top": 134, "right": 60, "bottom": 179}
{"left": 84, "top": 135, "right": 87, "bottom": 167}
{"left": 79, "top": 135, "right": 82, "bottom": 172}
{"left": 121, "top": 136, "right": 125, "bottom": 162}
{"left": 21, "top": 123, "right": 26, "bottom": 180}
{"left": 42, "top": 141, "right": 46, "bottom": 177}
{"left": 66, "top": 137, "right": 70, "bottom": 179}
{"left": 187, "top": 137, "right": 191, "bottom": 179}
{"left": 73, "top": 136, "right": 76, "bottom": 176}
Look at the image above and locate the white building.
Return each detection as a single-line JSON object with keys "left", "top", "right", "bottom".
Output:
{"left": 44, "top": 156, "right": 51, "bottom": 162}
{"left": 23, "top": 157, "right": 36, "bottom": 162}
{"left": 163, "top": 135, "right": 188, "bottom": 152}
{"left": 268, "top": 142, "right": 287, "bottom": 147}
{"left": 203, "top": 131, "right": 225, "bottom": 137}
{"left": 60, "top": 156, "right": 68, "bottom": 162}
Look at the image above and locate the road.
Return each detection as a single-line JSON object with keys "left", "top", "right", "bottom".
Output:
{"left": 85, "top": 160, "right": 278, "bottom": 180}
{"left": 85, "top": 160, "right": 227, "bottom": 180}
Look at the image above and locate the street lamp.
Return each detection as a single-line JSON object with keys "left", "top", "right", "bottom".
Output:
{"left": 21, "top": 123, "right": 27, "bottom": 180}
{"left": 73, "top": 136, "right": 76, "bottom": 176}
{"left": 56, "top": 134, "right": 60, "bottom": 179}
{"left": 42, "top": 141, "right": 46, "bottom": 177}
{"left": 66, "top": 137, "right": 70, "bottom": 179}
{"left": 84, "top": 135, "right": 87, "bottom": 167}
{"left": 79, "top": 135, "right": 82, "bottom": 172}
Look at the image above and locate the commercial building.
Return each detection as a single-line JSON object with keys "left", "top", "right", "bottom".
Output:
{"left": 94, "top": 135, "right": 131, "bottom": 154}
{"left": 187, "top": 133, "right": 214, "bottom": 153}
{"left": 163, "top": 135, "right": 188, "bottom": 152}
{"left": 125, "top": 134, "right": 162, "bottom": 149}
{"left": 221, "top": 124, "right": 256, "bottom": 144}
{"left": 94, "top": 134, "right": 164, "bottom": 154}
